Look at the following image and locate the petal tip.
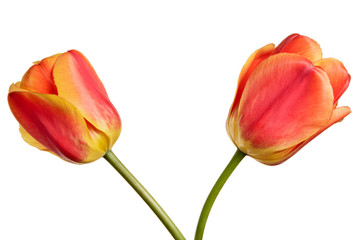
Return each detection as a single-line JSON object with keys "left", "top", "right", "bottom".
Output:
{"left": 275, "top": 33, "right": 322, "bottom": 62}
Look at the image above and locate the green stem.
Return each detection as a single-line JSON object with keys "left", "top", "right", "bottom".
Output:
{"left": 194, "top": 149, "right": 246, "bottom": 240}
{"left": 103, "top": 150, "right": 186, "bottom": 240}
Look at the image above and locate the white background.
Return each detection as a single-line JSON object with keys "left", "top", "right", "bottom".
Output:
{"left": 1, "top": 1, "right": 359, "bottom": 239}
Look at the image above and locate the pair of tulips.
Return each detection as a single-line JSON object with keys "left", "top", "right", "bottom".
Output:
{"left": 8, "top": 34, "right": 351, "bottom": 239}
{"left": 8, "top": 33, "right": 351, "bottom": 165}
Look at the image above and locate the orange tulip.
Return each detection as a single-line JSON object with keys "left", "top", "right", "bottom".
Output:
{"left": 8, "top": 50, "right": 121, "bottom": 164}
{"left": 226, "top": 34, "right": 351, "bottom": 165}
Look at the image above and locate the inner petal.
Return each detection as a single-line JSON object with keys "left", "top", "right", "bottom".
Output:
{"left": 20, "top": 54, "right": 60, "bottom": 94}
{"left": 275, "top": 34, "right": 322, "bottom": 63}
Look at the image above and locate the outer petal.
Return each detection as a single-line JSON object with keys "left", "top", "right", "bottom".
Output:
{"left": 275, "top": 34, "right": 322, "bottom": 63}
{"left": 52, "top": 50, "right": 121, "bottom": 148}
{"left": 20, "top": 54, "right": 60, "bottom": 94}
{"left": 232, "top": 53, "right": 334, "bottom": 155}
{"left": 19, "top": 126, "right": 48, "bottom": 151}
{"left": 8, "top": 90, "right": 106, "bottom": 163}
{"left": 315, "top": 58, "right": 351, "bottom": 104}
{"left": 252, "top": 106, "right": 351, "bottom": 165}
{"left": 228, "top": 44, "right": 275, "bottom": 116}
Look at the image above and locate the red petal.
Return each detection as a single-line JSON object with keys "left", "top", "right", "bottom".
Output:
{"left": 275, "top": 34, "right": 322, "bottom": 63}
{"left": 227, "top": 44, "right": 275, "bottom": 119}
{"left": 315, "top": 58, "right": 351, "bottom": 104}
{"left": 235, "top": 54, "right": 333, "bottom": 154}
{"left": 8, "top": 91, "right": 106, "bottom": 163}
{"left": 53, "top": 50, "right": 121, "bottom": 148}
{"left": 254, "top": 106, "right": 351, "bottom": 165}
{"left": 19, "top": 126, "right": 48, "bottom": 151}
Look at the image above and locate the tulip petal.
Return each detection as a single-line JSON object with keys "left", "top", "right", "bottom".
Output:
{"left": 228, "top": 44, "right": 275, "bottom": 116}
{"left": 315, "top": 58, "right": 351, "bottom": 104}
{"left": 275, "top": 34, "right": 322, "bottom": 63}
{"left": 252, "top": 106, "right": 351, "bottom": 165}
{"left": 9, "top": 82, "right": 22, "bottom": 92}
{"left": 8, "top": 91, "right": 106, "bottom": 163}
{"left": 20, "top": 54, "right": 60, "bottom": 94}
{"left": 19, "top": 126, "right": 48, "bottom": 151}
{"left": 52, "top": 50, "right": 121, "bottom": 147}
{"left": 235, "top": 54, "right": 334, "bottom": 155}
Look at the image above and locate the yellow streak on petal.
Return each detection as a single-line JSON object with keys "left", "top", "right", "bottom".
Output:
{"left": 19, "top": 126, "right": 48, "bottom": 151}
{"left": 8, "top": 90, "right": 106, "bottom": 163}
{"left": 252, "top": 106, "right": 351, "bottom": 165}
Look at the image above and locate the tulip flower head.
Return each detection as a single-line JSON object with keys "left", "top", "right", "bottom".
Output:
{"left": 226, "top": 34, "right": 351, "bottom": 165}
{"left": 8, "top": 50, "right": 121, "bottom": 163}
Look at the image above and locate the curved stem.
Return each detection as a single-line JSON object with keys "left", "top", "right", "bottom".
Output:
{"left": 103, "top": 150, "right": 186, "bottom": 240}
{"left": 194, "top": 149, "right": 246, "bottom": 240}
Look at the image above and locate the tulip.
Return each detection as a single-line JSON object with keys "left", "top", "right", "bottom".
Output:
{"left": 195, "top": 34, "right": 352, "bottom": 240}
{"left": 8, "top": 51, "right": 185, "bottom": 239}
{"left": 8, "top": 50, "right": 121, "bottom": 163}
{"left": 226, "top": 33, "right": 351, "bottom": 165}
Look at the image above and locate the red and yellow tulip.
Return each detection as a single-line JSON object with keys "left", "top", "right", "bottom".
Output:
{"left": 226, "top": 34, "right": 351, "bottom": 165}
{"left": 8, "top": 50, "right": 121, "bottom": 164}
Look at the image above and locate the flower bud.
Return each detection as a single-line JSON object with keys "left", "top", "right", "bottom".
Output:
{"left": 8, "top": 50, "right": 121, "bottom": 163}
{"left": 226, "top": 34, "right": 351, "bottom": 165}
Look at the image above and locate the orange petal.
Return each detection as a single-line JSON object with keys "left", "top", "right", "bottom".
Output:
{"left": 253, "top": 106, "right": 351, "bottom": 165}
{"left": 234, "top": 53, "right": 334, "bottom": 155}
{"left": 228, "top": 44, "right": 275, "bottom": 117}
{"left": 52, "top": 50, "right": 121, "bottom": 148}
{"left": 8, "top": 91, "right": 106, "bottom": 163}
{"left": 20, "top": 54, "right": 60, "bottom": 94}
{"left": 315, "top": 58, "right": 351, "bottom": 104}
{"left": 275, "top": 34, "right": 322, "bottom": 63}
